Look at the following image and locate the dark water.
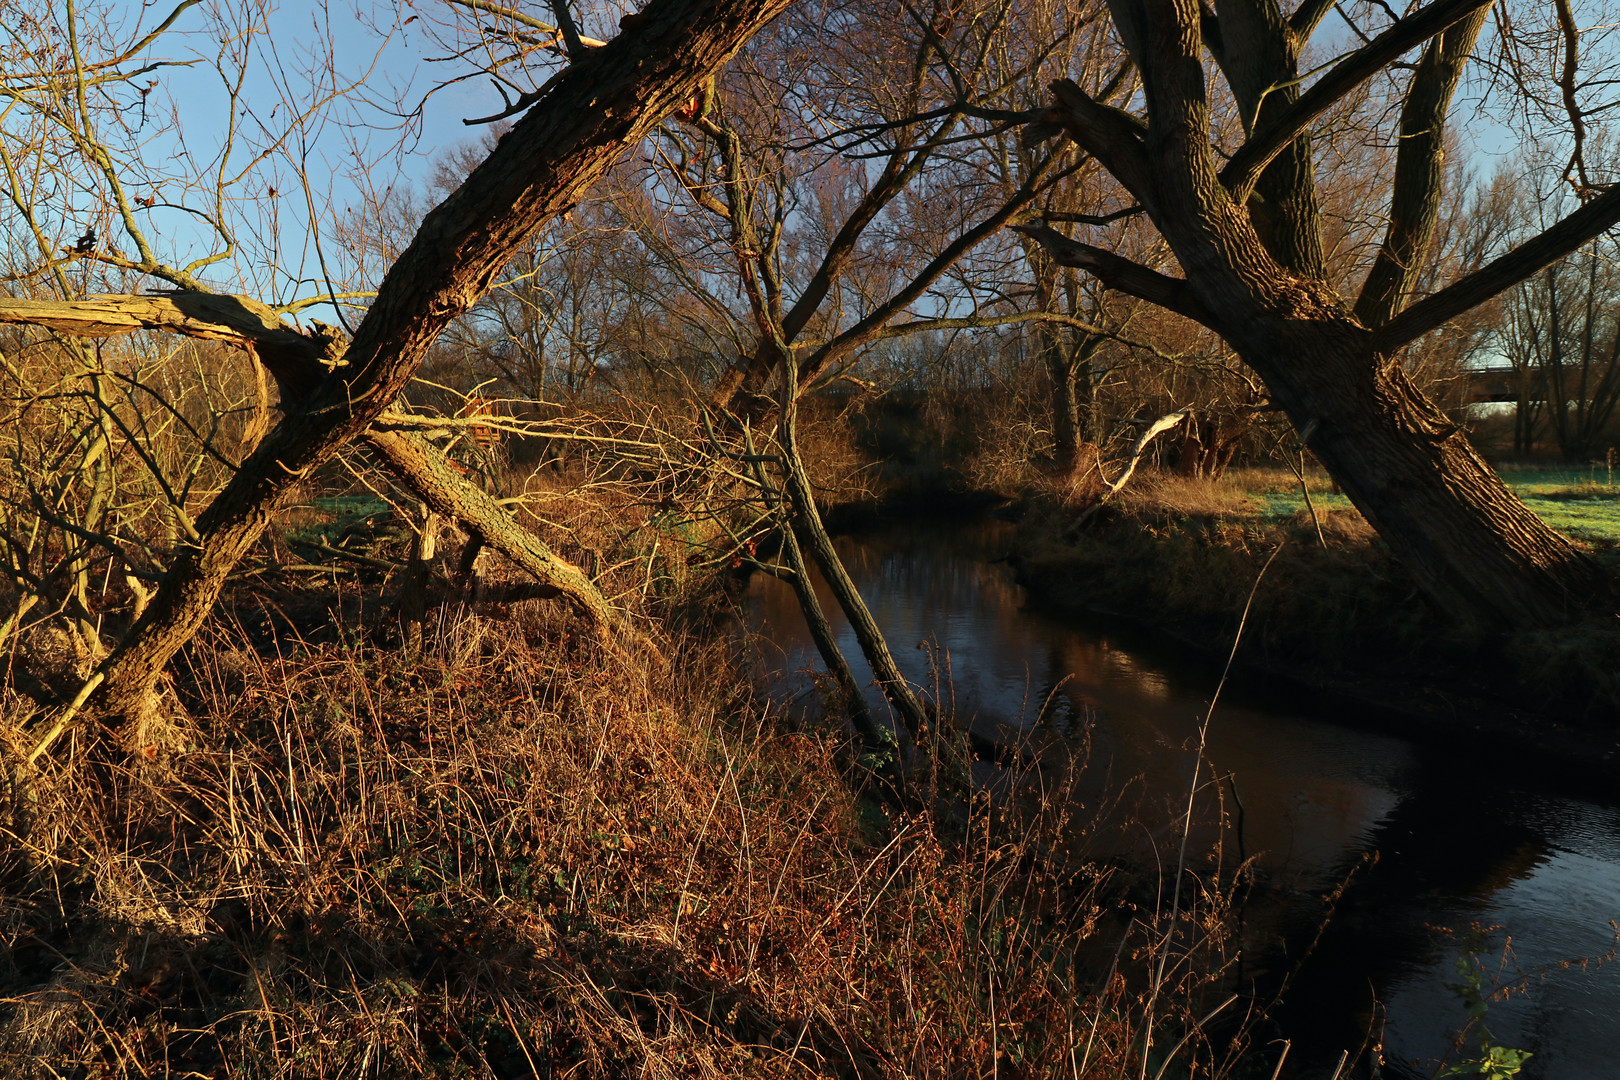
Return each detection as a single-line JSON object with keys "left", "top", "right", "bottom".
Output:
{"left": 746, "top": 519, "right": 1620, "bottom": 1078}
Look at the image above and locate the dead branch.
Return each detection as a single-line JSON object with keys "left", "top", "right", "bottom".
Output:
{"left": 1069, "top": 408, "right": 1190, "bottom": 530}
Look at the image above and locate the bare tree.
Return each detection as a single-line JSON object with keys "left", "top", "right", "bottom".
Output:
{"left": 1509, "top": 240, "right": 1620, "bottom": 460}
{"left": 1016, "top": 0, "right": 1620, "bottom": 630}
{"left": 633, "top": 0, "right": 1109, "bottom": 416}
{"left": 0, "top": 0, "right": 791, "bottom": 741}
{"left": 1497, "top": 166, "right": 1620, "bottom": 462}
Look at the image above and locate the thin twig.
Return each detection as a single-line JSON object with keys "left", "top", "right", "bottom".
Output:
{"left": 1139, "top": 540, "right": 1284, "bottom": 1079}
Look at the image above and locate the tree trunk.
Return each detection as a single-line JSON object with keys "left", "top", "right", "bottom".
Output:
{"left": 363, "top": 428, "right": 657, "bottom": 655}
{"left": 1045, "top": 352, "right": 1105, "bottom": 489}
{"left": 1240, "top": 312, "right": 1608, "bottom": 630}
{"left": 1019, "top": 0, "right": 1620, "bottom": 631}
{"left": 1029, "top": 259, "right": 1105, "bottom": 487}
{"left": 726, "top": 407, "right": 891, "bottom": 755}
{"left": 1049, "top": 348, "right": 1084, "bottom": 476}
{"left": 768, "top": 493, "right": 889, "bottom": 755}
{"left": 1025, "top": 209, "right": 1610, "bottom": 629}
{"left": 80, "top": 0, "right": 786, "bottom": 725}
{"left": 778, "top": 357, "right": 930, "bottom": 738}
{"left": 398, "top": 510, "right": 441, "bottom": 655}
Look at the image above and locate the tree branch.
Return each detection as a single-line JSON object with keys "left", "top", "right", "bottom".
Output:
{"left": 363, "top": 428, "right": 659, "bottom": 661}
{"left": 1219, "top": 0, "right": 1494, "bottom": 201}
{"left": 444, "top": 0, "right": 607, "bottom": 48}
{"left": 792, "top": 166, "right": 1055, "bottom": 388}
{"left": 0, "top": 292, "right": 333, "bottom": 394}
{"left": 549, "top": 0, "right": 588, "bottom": 56}
{"left": 1287, "top": 0, "right": 1339, "bottom": 40}
{"left": 1353, "top": 4, "right": 1490, "bottom": 328}
{"left": 1069, "top": 408, "right": 1190, "bottom": 528}
{"left": 1371, "top": 184, "right": 1620, "bottom": 353}
{"left": 867, "top": 309, "right": 1183, "bottom": 361}
{"left": 1008, "top": 223, "right": 1213, "bottom": 325}
{"left": 40, "top": 0, "right": 779, "bottom": 728}
{"left": 1045, "top": 78, "right": 1156, "bottom": 210}
{"left": 720, "top": 153, "right": 1064, "bottom": 410}
{"left": 1043, "top": 205, "right": 1143, "bottom": 226}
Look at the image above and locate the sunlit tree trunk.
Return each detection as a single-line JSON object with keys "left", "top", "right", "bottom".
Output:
{"left": 80, "top": 0, "right": 789, "bottom": 727}
{"left": 1019, "top": 0, "right": 1620, "bottom": 630}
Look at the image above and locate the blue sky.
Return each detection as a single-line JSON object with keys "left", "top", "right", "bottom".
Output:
{"left": 86, "top": 0, "right": 541, "bottom": 315}
{"left": 86, "top": 0, "right": 1589, "bottom": 325}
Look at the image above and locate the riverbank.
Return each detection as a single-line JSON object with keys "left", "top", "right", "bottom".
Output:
{"left": 3, "top": 580, "right": 1221, "bottom": 1078}
{"left": 995, "top": 468, "right": 1620, "bottom": 779}
{"left": 746, "top": 515, "right": 1620, "bottom": 1078}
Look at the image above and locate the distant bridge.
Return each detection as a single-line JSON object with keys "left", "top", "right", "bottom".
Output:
{"left": 1462, "top": 366, "right": 1519, "bottom": 404}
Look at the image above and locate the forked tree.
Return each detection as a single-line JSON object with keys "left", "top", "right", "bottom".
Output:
{"left": 1016, "top": 0, "right": 1620, "bottom": 630}
{"left": 0, "top": 0, "right": 790, "bottom": 739}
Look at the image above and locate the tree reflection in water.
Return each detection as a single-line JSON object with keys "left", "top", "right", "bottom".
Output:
{"left": 747, "top": 518, "right": 1620, "bottom": 1079}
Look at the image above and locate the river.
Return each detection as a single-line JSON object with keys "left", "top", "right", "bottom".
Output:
{"left": 745, "top": 518, "right": 1620, "bottom": 1078}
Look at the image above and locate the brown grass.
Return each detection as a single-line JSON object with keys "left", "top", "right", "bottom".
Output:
{"left": 1116, "top": 474, "right": 1259, "bottom": 519}
{"left": 0, "top": 601, "right": 1259, "bottom": 1079}
{"left": 0, "top": 369, "right": 1275, "bottom": 1080}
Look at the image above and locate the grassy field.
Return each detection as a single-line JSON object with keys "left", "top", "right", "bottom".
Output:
{"left": 1497, "top": 467, "right": 1620, "bottom": 542}
{"left": 1190, "top": 466, "right": 1620, "bottom": 543}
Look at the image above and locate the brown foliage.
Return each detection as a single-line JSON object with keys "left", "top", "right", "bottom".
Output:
{"left": 0, "top": 613, "right": 1188, "bottom": 1079}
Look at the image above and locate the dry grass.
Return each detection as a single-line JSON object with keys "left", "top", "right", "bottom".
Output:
{"left": 0, "top": 601, "right": 1259, "bottom": 1079}
{"left": 0, "top": 367, "right": 1275, "bottom": 1080}
{"left": 1115, "top": 474, "right": 1259, "bottom": 519}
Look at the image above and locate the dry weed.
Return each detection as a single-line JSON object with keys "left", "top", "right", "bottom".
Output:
{"left": 1117, "top": 474, "right": 1258, "bottom": 519}
{"left": 0, "top": 605, "right": 1252, "bottom": 1079}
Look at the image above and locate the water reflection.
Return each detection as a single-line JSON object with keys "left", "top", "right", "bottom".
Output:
{"left": 745, "top": 519, "right": 1620, "bottom": 1078}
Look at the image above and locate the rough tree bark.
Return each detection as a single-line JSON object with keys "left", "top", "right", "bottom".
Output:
{"left": 1015, "top": 247, "right": 1107, "bottom": 482}
{"left": 1016, "top": 0, "right": 1620, "bottom": 631}
{"left": 15, "top": 0, "right": 788, "bottom": 729}
{"left": 1036, "top": 308, "right": 1107, "bottom": 484}
{"left": 733, "top": 431, "right": 889, "bottom": 754}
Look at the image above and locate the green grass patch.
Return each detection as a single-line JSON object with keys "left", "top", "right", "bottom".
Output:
{"left": 1213, "top": 467, "right": 1620, "bottom": 543}
{"left": 1514, "top": 494, "right": 1620, "bottom": 542}
{"left": 1496, "top": 470, "right": 1620, "bottom": 542}
{"left": 1252, "top": 487, "right": 1356, "bottom": 521}
{"left": 282, "top": 494, "right": 395, "bottom": 546}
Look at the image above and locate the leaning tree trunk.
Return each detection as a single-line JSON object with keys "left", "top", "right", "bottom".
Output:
{"left": 0, "top": 292, "right": 652, "bottom": 660}
{"left": 364, "top": 427, "right": 663, "bottom": 662}
{"left": 81, "top": 0, "right": 788, "bottom": 728}
{"left": 1241, "top": 311, "right": 1610, "bottom": 629}
{"left": 1015, "top": 0, "right": 1620, "bottom": 632}
{"left": 1018, "top": 214, "right": 1615, "bottom": 631}
{"left": 776, "top": 356, "right": 931, "bottom": 739}
{"left": 743, "top": 453, "right": 888, "bottom": 754}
